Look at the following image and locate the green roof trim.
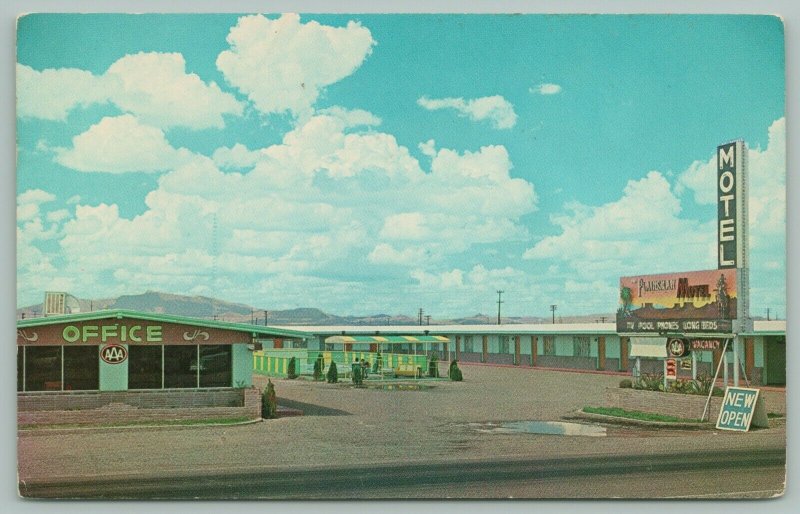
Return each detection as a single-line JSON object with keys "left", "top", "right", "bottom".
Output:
{"left": 16, "top": 309, "right": 310, "bottom": 339}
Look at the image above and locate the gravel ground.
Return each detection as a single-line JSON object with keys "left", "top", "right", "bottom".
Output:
{"left": 18, "top": 363, "right": 786, "bottom": 484}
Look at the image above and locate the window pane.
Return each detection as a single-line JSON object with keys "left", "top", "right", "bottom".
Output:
{"left": 199, "top": 345, "right": 232, "bottom": 387}
{"left": 17, "top": 347, "right": 24, "bottom": 392}
{"left": 128, "top": 345, "right": 163, "bottom": 389}
{"left": 25, "top": 346, "right": 62, "bottom": 391}
{"left": 64, "top": 346, "right": 99, "bottom": 391}
{"left": 164, "top": 345, "right": 197, "bottom": 388}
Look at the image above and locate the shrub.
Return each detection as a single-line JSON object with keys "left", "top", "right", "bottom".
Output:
{"left": 633, "top": 372, "right": 664, "bottom": 392}
{"left": 351, "top": 362, "right": 363, "bottom": 385}
{"left": 448, "top": 360, "right": 463, "bottom": 381}
{"left": 287, "top": 357, "right": 298, "bottom": 379}
{"left": 428, "top": 353, "right": 440, "bottom": 378}
{"left": 373, "top": 352, "right": 382, "bottom": 373}
{"left": 326, "top": 361, "right": 338, "bottom": 383}
{"left": 312, "top": 354, "right": 324, "bottom": 381}
{"left": 619, "top": 379, "right": 633, "bottom": 389}
{"left": 262, "top": 380, "right": 277, "bottom": 419}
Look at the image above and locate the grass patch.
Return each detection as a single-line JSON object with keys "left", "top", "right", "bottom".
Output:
{"left": 583, "top": 406, "right": 702, "bottom": 423}
{"left": 19, "top": 416, "right": 253, "bottom": 430}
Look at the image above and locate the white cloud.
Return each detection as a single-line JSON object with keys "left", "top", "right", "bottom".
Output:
{"left": 55, "top": 115, "right": 195, "bottom": 173}
{"left": 26, "top": 111, "right": 538, "bottom": 309}
{"left": 17, "top": 53, "right": 243, "bottom": 130}
{"left": 524, "top": 171, "right": 711, "bottom": 277}
{"left": 17, "top": 64, "right": 110, "bottom": 121}
{"left": 212, "top": 143, "right": 264, "bottom": 169}
{"left": 417, "top": 95, "right": 517, "bottom": 129}
{"left": 317, "top": 106, "right": 381, "bottom": 127}
{"left": 216, "top": 14, "right": 375, "bottom": 117}
{"left": 531, "top": 83, "right": 562, "bottom": 95}
{"left": 17, "top": 189, "right": 56, "bottom": 222}
{"left": 105, "top": 52, "right": 243, "bottom": 130}
{"left": 367, "top": 243, "right": 430, "bottom": 266}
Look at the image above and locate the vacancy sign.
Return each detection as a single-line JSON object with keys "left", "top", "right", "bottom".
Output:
{"left": 716, "top": 387, "right": 769, "bottom": 431}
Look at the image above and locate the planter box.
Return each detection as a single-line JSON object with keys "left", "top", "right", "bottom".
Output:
{"left": 605, "top": 387, "right": 722, "bottom": 421}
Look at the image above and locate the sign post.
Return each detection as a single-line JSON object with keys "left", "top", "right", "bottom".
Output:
{"left": 716, "top": 387, "right": 769, "bottom": 431}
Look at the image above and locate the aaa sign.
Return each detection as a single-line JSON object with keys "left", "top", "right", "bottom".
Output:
{"left": 716, "top": 387, "right": 768, "bottom": 431}
{"left": 100, "top": 344, "right": 128, "bottom": 364}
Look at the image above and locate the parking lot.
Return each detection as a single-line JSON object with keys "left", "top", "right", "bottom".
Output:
{"left": 18, "top": 363, "right": 786, "bottom": 489}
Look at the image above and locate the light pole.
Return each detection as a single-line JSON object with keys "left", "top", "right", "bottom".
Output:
{"left": 550, "top": 304, "right": 557, "bottom": 324}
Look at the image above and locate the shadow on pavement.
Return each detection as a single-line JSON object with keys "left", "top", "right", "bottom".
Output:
{"left": 277, "top": 398, "right": 352, "bottom": 416}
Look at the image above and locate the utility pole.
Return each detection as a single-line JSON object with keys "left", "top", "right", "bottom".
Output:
{"left": 496, "top": 290, "right": 504, "bottom": 325}
{"left": 766, "top": 308, "right": 770, "bottom": 321}
{"left": 600, "top": 316, "right": 606, "bottom": 323}
{"left": 550, "top": 304, "right": 557, "bottom": 324}
{"left": 264, "top": 310, "right": 268, "bottom": 326}
{"left": 419, "top": 308, "right": 424, "bottom": 326}
{"left": 251, "top": 309, "right": 254, "bottom": 325}
{"left": 425, "top": 315, "right": 431, "bottom": 326}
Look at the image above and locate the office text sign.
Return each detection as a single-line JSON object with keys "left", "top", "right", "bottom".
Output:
{"left": 716, "top": 387, "right": 768, "bottom": 431}
{"left": 717, "top": 141, "right": 746, "bottom": 269}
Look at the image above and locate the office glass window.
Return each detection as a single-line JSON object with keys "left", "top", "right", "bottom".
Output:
{"left": 128, "top": 345, "right": 163, "bottom": 389}
{"left": 573, "top": 336, "right": 591, "bottom": 357}
{"left": 199, "top": 345, "right": 232, "bottom": 387}
{"left": 165, "top": 345, "right": 198, "bottom": 388}
{"left": 543, "top": 336, "right": 555, "bottom": 356}
{"left": 64, "top": 346, "right": 99, "bottom": 391}
{"left": 25, "top": 346, "right": 62, "bottom": 391}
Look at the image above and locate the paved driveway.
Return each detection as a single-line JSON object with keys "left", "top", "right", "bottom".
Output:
{"left": 18, "top": 364, "right": 786, "bottom": 489}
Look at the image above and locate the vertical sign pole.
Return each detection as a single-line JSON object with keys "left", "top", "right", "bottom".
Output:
{"left": 733, "top": 336, "right": 740, "bottom": 386}
{"left": 702, "top": 338, "right": 730, "bottom": 421}
{"left": 723, "top": 350, "right": 728, "bottom": 386}
{"left": 692, "top": 350, "right": 697, "bottom": 380}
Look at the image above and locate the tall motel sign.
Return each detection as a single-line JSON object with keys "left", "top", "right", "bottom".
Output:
{"left": 617, "top": 140, "right": 752, "bottom": 386}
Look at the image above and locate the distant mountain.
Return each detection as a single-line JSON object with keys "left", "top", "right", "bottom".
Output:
{"left": 16, "top": 291, "right": 615, "bottom": 326}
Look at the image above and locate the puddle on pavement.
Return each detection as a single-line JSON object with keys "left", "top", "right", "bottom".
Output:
{"left": 468, "top": 420, "right": 607, "bottom": 437}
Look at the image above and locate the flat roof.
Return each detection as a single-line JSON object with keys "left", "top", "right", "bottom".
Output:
{"left": 17, "top": 309, "right": 311, "bottom": 339}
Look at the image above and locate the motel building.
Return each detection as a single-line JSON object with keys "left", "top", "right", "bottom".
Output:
{"left": 16, "top": 309, "right": 307, "bottom": 426}
{"left": 272, "top": 321, "right": 786, "bottom": 387}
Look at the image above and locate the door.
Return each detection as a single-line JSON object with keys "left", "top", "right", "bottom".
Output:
{"left": 765, "top": 337, "right": 786, "bottom": 385}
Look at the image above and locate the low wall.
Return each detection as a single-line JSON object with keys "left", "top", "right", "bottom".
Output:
{"left": 18, "top": 387, "right": 261, "bottom": 426}
{"left": 605, "top": 387, "right": 724, "bottom": 420}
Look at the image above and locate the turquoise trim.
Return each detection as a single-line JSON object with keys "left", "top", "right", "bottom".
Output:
{"left": 232, "top": 344, "right": 252, "bottom": 387}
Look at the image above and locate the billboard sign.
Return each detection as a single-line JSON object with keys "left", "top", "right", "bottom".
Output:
{"left": 717, "top": 141, "right": 746, "bottom": 270}
{"left": 617, "top": 269, "right": 737, "bottom": 334}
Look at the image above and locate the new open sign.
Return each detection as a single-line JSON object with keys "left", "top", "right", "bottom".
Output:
{"left": 716, "top": 387, "right": 768, "bottom": 432}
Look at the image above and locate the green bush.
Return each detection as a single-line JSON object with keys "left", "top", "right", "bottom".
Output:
{"left": 448, "top": 360, "right": 463, "bottom": 381}
{"left": 312, "top": 354, "right": 324, "bottom": 381}
{"left": 619, "top": 379, "right": 633, "bottom": 389}
{"left": 262, "top": 380, "right": 277, "bottom": 419}
{"left": 428, "top": 353, "right": 440, "bottom": 378}
{"left": 287, "top": 357, "right": 298, "bottom": 379}
{"left": 326, "top": 361, "right": 338, "bottom": 383}
{"left": 633, "top": 372, "right": 663, "bottom": 391}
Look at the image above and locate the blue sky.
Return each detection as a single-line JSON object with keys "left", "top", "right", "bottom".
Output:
{"left": 16, "top": 13, "right": 786, "bottom": 318}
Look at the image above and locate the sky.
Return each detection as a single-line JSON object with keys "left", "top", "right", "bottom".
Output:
{"left": 15, "top": 13, "right": 786, "bottom": 318}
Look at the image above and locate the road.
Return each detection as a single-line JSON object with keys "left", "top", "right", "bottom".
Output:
{"left": 19, "top": 447, "right": 785, "bottom": 499}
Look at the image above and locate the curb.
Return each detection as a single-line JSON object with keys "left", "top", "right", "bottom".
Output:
{"left": 18, "top": 417, "right": 263, "bottom": 436}
{"left": 562, "top": 410, "right": 713, "bottom": 430}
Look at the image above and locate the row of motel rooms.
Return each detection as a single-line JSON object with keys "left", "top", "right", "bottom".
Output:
{"left": 17, "top": 308, "right": 786, "bottom": 393}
